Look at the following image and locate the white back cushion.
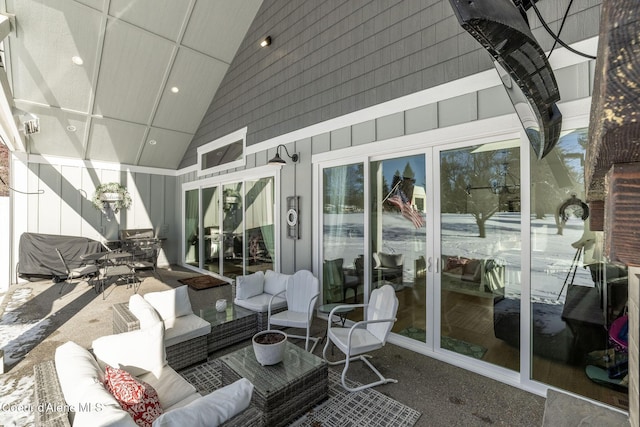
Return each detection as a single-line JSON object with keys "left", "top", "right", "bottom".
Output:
{"left": 129, "top": 294, "right": 162, "bottom": 329}
{"left": 152, "top": 378, "right": 253, "bottom": 427}
{"left": 235, "top": 271, "right": 264, "bottom": 300}
{"left": 264, "top": 270, "right": 289, "bottom": 296}
{"left": 144, "top": 285, "right": 193, "bottom": 320}
{"left": 92, "top": 322, "right": 166, "bottom": 377}
{"left": 54, "top": 342, "right": 106, "bottom": 408}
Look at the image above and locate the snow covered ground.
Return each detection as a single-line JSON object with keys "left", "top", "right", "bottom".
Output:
{"left": 323, "top": 211, "right": 594, "bottom": 302}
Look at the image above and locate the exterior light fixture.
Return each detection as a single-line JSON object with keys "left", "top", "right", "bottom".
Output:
{"left": 260, "top": 36, "right": 271, "bottom": 47}
{"left": 71, "top": 56, "right": 84, "bottom": 65}
{"left": 268, "top": 144, "right": 299, "bottom": 165}
{"left": 148, "top": 139, "right": 157, "bottom": 145}
{"left": 171, "top": 86, "right": 179, "bottom": 93}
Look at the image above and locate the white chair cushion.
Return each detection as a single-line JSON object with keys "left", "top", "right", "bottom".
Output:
{"left": 152, "top": 378, "right": 253, "bottom": 427}
{"left": 328, "top": 327, "right": 383, "bottom": 356}
{"left": 163, "top": 314, "right": 211, "bottom": 348}
{"left": 54, "top": 342, "right": 109, "bottom": 411}
{"left": 72, "top": 404, "right": 137, "bottom": 427}
{"left": 235, "top": 271, "right": 264, "bottom": 300}
{"left": 163, "top": 392, "right": 201, "bottom": 412}
{"left": 93, "top": 322, "right": 166, "bottom": 377}
{"left": 138, "top": 365, "right": 199, "bottom": 410}
{"left": 129, "top": 294, "right": 162, "bottom": 329}
{"left": 234, "top": 294, "right": 286, "bottom": 312}
{"left": 144, "top": 285, "right": 193, "bottom": 321}
{"left": 263, "top": 270, "right": 289, "bottom": 296}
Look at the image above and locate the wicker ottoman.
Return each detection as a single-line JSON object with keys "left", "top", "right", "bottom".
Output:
{"left": 220, "top": 341, "right": 328, "bottom": 427}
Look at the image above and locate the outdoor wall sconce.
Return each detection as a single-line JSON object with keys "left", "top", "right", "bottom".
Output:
{"left": 260, "top": 36, "right": 271, "bottom": 47}
{"left": 268, "top": 144, "right": 299, "bottom": 165}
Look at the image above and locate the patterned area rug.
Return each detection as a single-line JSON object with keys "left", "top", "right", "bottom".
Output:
{"left": 180, "top": 359, "right": 421, "bottom": 427}
{"left": 177, "top": 275, "right": 229, "bottom": 290}
{"left": 398, "top": 327, "right": 488, "bottom": 360}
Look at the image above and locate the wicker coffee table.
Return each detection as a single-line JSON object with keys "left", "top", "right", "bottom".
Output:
{"left": 199, "top": 304, "right": 258, "bottom": 353}
{"left": 220, "top": 341, "right": 328, "bottom": 427}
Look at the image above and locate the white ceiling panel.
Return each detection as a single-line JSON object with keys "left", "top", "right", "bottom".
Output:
{"left": 108, "top": 0, "right": 192, "bottom": 41}
{"left": 2, "top": 0, "right": 263, "bottom": 169}
{"left": 6, "top": 0, "right": 103, "bottom": 112}
{"left": 153, "top": 48, "right": 228, "bottom": 133}
{"left": 16, "top": 102, "right": 88, "bottom": 158}
{"left": 93, "top": 18, "right": 175, "bottom": 123}
{"left": 87, "top": 118, "right": 146, "bottom": 164}
{"left": 138, "top": 128, "right": 193, "bottom": 169}
{"left": 182, "top": 0, "right": 262, "bottom": 62}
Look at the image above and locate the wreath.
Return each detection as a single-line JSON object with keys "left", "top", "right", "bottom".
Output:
{"left": 92, "top": 182, "right": 132, "bottom": 213}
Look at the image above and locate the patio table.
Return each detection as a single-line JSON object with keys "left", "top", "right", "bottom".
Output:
{"left": 220, "top": 341, "right": 328, "bottom": 427}
{"left": 199, "top": 304, "right": 258, "bottom": 352}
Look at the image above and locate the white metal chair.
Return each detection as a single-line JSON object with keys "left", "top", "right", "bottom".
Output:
{"left": 322, "top": 284, "right": 399, "bottom": 392}
{"left": 267, "top": 270, "right": 320, "bottom": 352}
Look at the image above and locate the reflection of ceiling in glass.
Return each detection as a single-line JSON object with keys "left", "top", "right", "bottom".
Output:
{"left": 470, "top": 139, "right": 519, "bottom": 154}
{"left": 202, "top": 140, "right": 243, "bottom": 169}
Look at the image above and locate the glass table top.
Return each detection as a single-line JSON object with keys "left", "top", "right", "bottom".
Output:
{"left": 199, "top": 304, "right": 255, "bottom": 326}
{"left": 220, "top": 341, "right": 326, "bottom": 395}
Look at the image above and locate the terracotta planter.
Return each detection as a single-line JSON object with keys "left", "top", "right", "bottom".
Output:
{"left": 252, "top": 330, "right": 287, "bottom": 366}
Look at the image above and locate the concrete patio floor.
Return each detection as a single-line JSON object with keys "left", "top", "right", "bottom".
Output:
{"left": 0, "top": 266, "right": 547, "bottom": 426}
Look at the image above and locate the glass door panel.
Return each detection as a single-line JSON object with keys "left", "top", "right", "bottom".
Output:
{"left": 530, "top": 128, "right": 628, "bottom": 409}
{"left": 222, "top": 183, "right": 243, "bottom": 279}
{"left": 202, "top": 186, "right": 220, "bottom": 274}
{"left": 322, "top": 164, "right": 365, "bottom": 315}
{"left": 370, "top": 155, "right": 427, "bottom": 340}
{"left": 245, "top": 177, "right": 275, "bottom": 273}
{"left": 439, "top": 141, "right": 521, "bottom": 370}
{"left": 184, "top": 189, "right": 199, "bottom": 267}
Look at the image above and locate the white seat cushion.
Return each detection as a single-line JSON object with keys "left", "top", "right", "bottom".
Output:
{"left": 234, "top": 294, "right": 286, "bottom": 312}
{"left": 138, "top": 365, "right": 199, "bottom": 409}
{"left": 269, "top": 310, "right": 308, "bottom": 329}
{"left": 144, "top": 285, "right": 193, "bottom": 321}
{"left": 71, "top": 402, "right": 136, "bottom": 427}
{"left": 328, "top": 327, "right": 383, "bottom": 356}
{"left": 152, "top": 378, "right": 253, "bottom": 427}
{"left": 163, "top": 314, "right": 211, "bottom": 348}
{"left": 93, "top": 322, "right": 166, "bottom": 377}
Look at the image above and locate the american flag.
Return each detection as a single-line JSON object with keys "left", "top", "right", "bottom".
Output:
{"left": 387, "top": 188, "right": 424, "bottom": 228}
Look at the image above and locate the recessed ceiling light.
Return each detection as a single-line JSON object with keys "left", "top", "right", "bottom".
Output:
{"left": 66, "top": 125, "right": 77, "bottom": 132}
{"left": 71, "top": 56, "right": 83, "bottom": 65}
{"left": 260, "top": 36, "right": 271, "bottom": 47}
{"left": 170, "top": 87, "right": 179, "bottom": 93}
{"left": 148, "top": 139, "right": 157, "bottom": 145}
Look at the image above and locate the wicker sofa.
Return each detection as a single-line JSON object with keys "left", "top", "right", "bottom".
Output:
{"left": 113, "top": 285, "right": 211, "bottom": 370}
{"left": 33, "top": 324, "right": 257, "bottom": 426}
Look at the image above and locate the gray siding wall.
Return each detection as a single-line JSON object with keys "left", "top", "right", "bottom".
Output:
{"left": 179, "top": 0, "right": 601, "bottom": 168}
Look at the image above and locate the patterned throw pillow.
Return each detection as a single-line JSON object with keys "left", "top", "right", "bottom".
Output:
{"left": 104, "top": 365, "right": 163, "bottom": 427}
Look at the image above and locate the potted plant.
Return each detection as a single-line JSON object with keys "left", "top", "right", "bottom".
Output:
{"left": 252, "top": 330, "right": 287, "bottom": 366}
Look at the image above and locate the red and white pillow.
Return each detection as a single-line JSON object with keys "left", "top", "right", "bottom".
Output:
{"left": 104, "top": 365, "right": 163, "bottom": 427}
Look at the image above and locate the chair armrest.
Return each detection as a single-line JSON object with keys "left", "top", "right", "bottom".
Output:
{"left": 267, "top": 289, "right": 287, "bottom": 318}
{"left": 33, "top": 360, "right": 71, "bottom": 427}
{"left": 112, "top": 302, "right": 140, "bottom": 334}
{"left": 345, "top": 317, "right": 397, "bottom": 348}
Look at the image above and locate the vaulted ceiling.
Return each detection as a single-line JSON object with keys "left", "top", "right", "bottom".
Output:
{"left": 0, "top": 0, "right": 262, "bottom": 170}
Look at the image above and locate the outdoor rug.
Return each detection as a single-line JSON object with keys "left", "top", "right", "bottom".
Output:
{"left": 178, "top": 275, "right": 229, "bottom": 290}
{"left": 180, "top": 359, "right": 421, "bottom": 427}
{"left": 398, "top": 327, "right": 487, "bottom": 360}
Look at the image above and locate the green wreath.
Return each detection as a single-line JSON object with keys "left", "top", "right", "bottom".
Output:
{"left": 92, "top": 182, "right": 132, "bottom": 213}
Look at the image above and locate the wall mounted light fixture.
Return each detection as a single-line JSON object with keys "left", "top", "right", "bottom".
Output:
{"left": 260, "top": 36, "right": 271, "bottom": 47}
{"left": 268, "top": 144, "right": 299, "bottom": 165}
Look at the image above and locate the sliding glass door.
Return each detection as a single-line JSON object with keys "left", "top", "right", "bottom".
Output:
{"left": 438, "top": 141, "right": 521, "bottom": 371}
{"left": 183, "top": 174, "right": 276, "bottom": 279}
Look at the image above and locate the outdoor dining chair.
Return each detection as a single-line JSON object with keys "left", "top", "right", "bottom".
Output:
{"left": 52, "top": 248, "right": 98, "bottom": 294}
{"left": 322, "top": 284, "right": 399, "bottom": 392}
{"left": 267, "top": 270, "right": 320, "bottom": 352}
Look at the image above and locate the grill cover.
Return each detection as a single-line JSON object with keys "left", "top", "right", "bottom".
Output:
{"left": 18, "top": 232, "right": 104, "bottom": 280}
